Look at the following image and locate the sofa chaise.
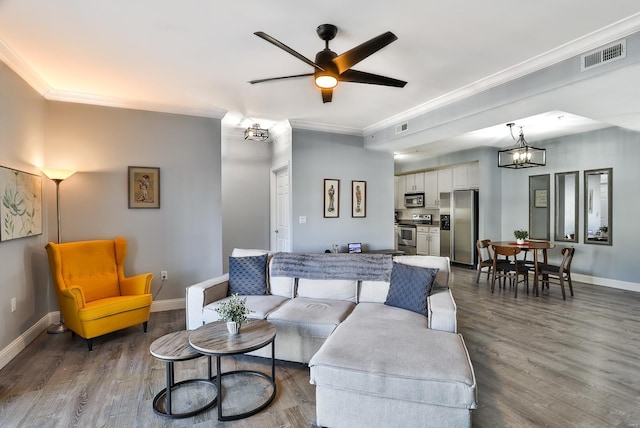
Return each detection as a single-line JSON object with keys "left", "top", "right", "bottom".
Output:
{"left": 185, "top": 249, "right": 477, "bottom": 427}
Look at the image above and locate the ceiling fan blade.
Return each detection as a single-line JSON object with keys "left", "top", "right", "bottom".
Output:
{"left": 249, "top": 73, "right": 314, "bottom": 84}
{"left": 332, "top": 31, "right": 398, "bottom": 74}
{"left": 254, "top": 31, "right": 324, "bottom": 72}
{"left": 321, "top": 88, "right": 333, "bottom": 103}
{"left": 339, "top": 69, "right": 407, "bottom": 87}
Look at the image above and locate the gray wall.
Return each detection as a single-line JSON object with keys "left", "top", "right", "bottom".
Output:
{"left": 396, "top": 126, "right": 640, "bottom": 287}
{"left": 0, "top": 62, "right": 50, "bottom": 351}
{"left": 45, "top": 102, "right": 223, "bottom": 300}
{"left": 221, "top": 125, "right": 271, "bottom": 271}
{"left": 291, "top": 129, "right": 394, "bottom": 253}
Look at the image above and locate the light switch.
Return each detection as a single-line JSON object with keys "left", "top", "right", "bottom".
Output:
{"left": 299, "top": 216, "right": 307, "bottom": 224}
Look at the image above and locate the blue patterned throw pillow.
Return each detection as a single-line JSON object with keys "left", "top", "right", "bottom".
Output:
{"left": 385, "top": 262, "right": 439, "bottom": 316}
{"left": 228, "top": 254, "right": 268, "bottom": 295}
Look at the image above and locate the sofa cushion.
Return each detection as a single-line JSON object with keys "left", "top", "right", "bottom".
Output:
{"left": 297, "top": 278, "right": 358, "bottom": 302}
{"left": 202, "top": 295, "right": 288, "bottom": 324}
{"left": 267, "top": 297, "right": 355, "bottom": 338}
{"left": 228, "top": 254, "right": 268, "bottom": 295}
{"left": 309, "top": 323, "right": 477, "bottom": 410}
{"left": 393, "top": 255, "right": 450, "bottom": 289}
{"left": 268, "top": 258, "right": 295, "bottom": 298}
{"left": 385, "top": 263, "right": 438, "bottom": 316}
{"left": 359, "top": 280, "right": 390, "bottom": 303}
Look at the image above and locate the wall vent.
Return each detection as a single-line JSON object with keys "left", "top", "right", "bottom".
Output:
{"left": 395, "top": 122, "right": 409, "bottom": 135}
{"left": 581, "top": 39, "right": 626, "bottom": 71}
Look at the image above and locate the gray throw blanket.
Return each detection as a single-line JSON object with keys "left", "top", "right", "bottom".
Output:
{"left": 270, "top": 252, "right": 392, "bottom": 282}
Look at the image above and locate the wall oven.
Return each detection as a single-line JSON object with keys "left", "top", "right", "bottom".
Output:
{"left": 397, "top": 224, "right": 417, "bottom": 255}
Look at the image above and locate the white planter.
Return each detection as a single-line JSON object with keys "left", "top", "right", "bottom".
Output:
{"left": 226, "top": 321, "right": 241, "bottom": 335}
{"left": 516, "top": 238, "right": 525, "bottom": 245}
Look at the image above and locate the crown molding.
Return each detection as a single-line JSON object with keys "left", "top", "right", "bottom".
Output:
{"left": 0, "top": 39, "right": 50, "bottom": 96}
{"left": 363, "top": 13, "right": 640, "bottom": 136}
{"left": 289, "top": 119, "right": 363, "bottom": 137}
{"left": 46, "top": 89, "right": 228, "bottom": 119}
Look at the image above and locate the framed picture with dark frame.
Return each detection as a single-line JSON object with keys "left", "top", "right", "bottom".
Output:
{"left": 128, "top": 166, "right": 160, "bottom": 209}
{"left": 324, "top": 178, "right": 339, "bottom": 218}
{"left": 352, "top": 180, "right": 366, "bottom": 218}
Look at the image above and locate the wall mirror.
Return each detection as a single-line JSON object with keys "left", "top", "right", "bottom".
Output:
{"left": 529, "top": 174, "right": 550, "bottom": 240}
{"left": 584, "top": 168, "right": 612, "bottom": 245}
{"left": 554, "top": 171, "right": 579, "bottom": 242}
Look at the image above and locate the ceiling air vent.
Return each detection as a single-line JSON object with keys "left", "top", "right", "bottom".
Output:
{"left": 395, "top": 122, "right": 409, "bottom": 135}
{"left": 581, "top": 39, "right": 626, "bottom": 71}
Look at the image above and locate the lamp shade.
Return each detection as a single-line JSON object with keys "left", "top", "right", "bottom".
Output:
{"left": 41, "top": 168, "right": 76, "bottom": 181}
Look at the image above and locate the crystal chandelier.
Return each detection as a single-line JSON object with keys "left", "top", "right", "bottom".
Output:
{"left": 244, "top": 123, "right": 269, "bottom": 141}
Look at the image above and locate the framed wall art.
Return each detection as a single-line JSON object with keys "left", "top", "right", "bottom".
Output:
{"left": 0, "top": 165, "right": 42, "bottom": 242}
{"left": 534, "top": 189, "right": 548, "bottom": 208}
{"left": 324, "top": 179, "right": 339, "bottom": 218}
{"left": 352, "top": 180, "right": 366, "bottom": 218}
{"left": 128, "top": 166, "right": 160, "bottom": 209}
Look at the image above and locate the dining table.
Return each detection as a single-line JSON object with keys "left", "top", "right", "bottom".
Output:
{"left": 490, "top": 240, "right": 553, "bottom": 296}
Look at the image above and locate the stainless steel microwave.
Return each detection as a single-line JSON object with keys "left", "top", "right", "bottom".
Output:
{"left": 404, "top": 192, "right": 425, "bottom": 208}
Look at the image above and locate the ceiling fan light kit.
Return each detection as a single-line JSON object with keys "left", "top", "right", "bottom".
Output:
{"left": 249, "top": 23, "right": 407, "bottom": 103}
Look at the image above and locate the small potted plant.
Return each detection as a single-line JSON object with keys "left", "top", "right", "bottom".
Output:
{"left": 514, "top": 229, "right": 529, "bottom": 245}
{"left": 215, "top": 293, "right": 251, "bottom": 335}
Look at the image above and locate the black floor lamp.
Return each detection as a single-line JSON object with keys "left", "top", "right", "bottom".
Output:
{"left": 41, "top": 167, "right": 76, "bottom": 334}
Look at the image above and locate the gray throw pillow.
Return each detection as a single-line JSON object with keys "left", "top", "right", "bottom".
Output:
{"left": 228, "top": 254, "right": 268, "bottom": 295}
{"left": 385, "top": 262, "right": 438, "bottom": 316}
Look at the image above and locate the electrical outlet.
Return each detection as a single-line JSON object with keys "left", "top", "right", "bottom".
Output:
{"left": 161, "top": 271, "right": 168, "bottom": 280}
{"left": 11, "top": 297, "right": 16, "bottom": 312}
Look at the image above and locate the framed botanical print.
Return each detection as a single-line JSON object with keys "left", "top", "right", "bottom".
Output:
{"left": 0, "top": 166, "right": 42, "bottom": 241}
{"left": 352, "top": 180, "right": 366, "bottom": 218}
{"left": 324, "top": 179, "right": 339, "bottom": 218}
{"left": 128, "top": 166, "right": 160, "bottom": 209}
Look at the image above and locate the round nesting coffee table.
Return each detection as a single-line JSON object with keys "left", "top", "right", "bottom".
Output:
{"left": 189, "top": 319, "right": 277, "bottom": 421}
{"left": 150, "top": 330, "right": 217, "bottom": 418}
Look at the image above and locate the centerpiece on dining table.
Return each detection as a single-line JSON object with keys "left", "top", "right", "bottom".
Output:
{"left": 215, "top": 293, "right": 251, "bottom": 335}
{"left": 513, "top": 229, "right": 529, "bottom": 245}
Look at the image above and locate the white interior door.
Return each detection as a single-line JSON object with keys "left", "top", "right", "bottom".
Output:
{"left": 272, "top": 166, "right": 291, "bottom": 252}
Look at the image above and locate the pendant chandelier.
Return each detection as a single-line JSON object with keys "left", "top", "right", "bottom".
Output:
{"left": 498, "top": 123, "right": 546, "bottom": 169}
{"left": 244, "top": 123, "right": 269, "bottom": 141}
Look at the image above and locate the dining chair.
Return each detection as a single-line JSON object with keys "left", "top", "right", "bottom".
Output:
{"left": 536, "top": 247, "right": 575, "bottom": 300}
{"left": 475, "top": 239, "right": 494, "bottom": 283}
{"left": 491, "top": 245, "right": 529, "bottom": 298}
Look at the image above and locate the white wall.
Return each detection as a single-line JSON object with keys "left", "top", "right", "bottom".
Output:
{"left": 0, "top": 62, "right": 49, "bottom": 351}
{"left": 291, "top": 129, "right": 394, "bottom": 253}
{"left": 221, "top": 125, "right": 272, "bottom": 271}
{"left": 45, "top": 102, "right": 223, "bottom": 300}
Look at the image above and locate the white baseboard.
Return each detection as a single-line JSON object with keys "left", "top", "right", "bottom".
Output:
{"left": 0, "top": 313, "right": 53, "bottom": 371}
{"left": 572, "top": 273, "right": 640, "bottom": 292}
{"left": 151, "top": 298, "right": 185, "bottom": 312}
{"left": 0, "top": 298, "right": 185, "bottom": 371}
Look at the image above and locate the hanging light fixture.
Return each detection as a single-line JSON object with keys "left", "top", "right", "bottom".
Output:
{"left": 244, "top": 123, "right": 269, "bottom": 141}
{"left": 498, "top": 123, "right": 546, "bottom": 168}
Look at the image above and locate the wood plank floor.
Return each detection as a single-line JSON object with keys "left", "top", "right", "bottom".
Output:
{"left": 1, "top": 267, "right": 640, "bottom": 427}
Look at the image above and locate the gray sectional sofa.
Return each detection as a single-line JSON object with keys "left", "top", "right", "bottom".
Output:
{"left": 185, "top": 249, "right": 477, "bottom": 427}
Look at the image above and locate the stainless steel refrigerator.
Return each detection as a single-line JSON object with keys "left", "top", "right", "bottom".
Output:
{"left": 439, "top": 190, "right": 478, "bottom": 266}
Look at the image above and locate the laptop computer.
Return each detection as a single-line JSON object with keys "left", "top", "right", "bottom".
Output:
{"left": 348, "top": 243, "right": 362, "bottom": 253}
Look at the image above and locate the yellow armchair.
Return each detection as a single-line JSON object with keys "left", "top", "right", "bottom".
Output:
{"left": 45, "top": 237, "right": 154, "bottom": 351}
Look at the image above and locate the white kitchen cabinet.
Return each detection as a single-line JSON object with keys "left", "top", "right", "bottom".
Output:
{"left": 416, "top": 228, "right": 429, "bottom": 255}
{"left": 405, "top": 172, "right": 425, "bottom": 192}
{"left": 395, "top": 175, "right": 406, "bottom": 209}
{"left": 453, "top": 163, "right": 479, "bottom": 190}
{"left": 437, "top": 168, "right": 452, "bottom": 194}
{"left": 424, "top": 170, "right": 439, "bottom": 208}
{"left": 417, "top": 226, "right": 440, "bottom": 256}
